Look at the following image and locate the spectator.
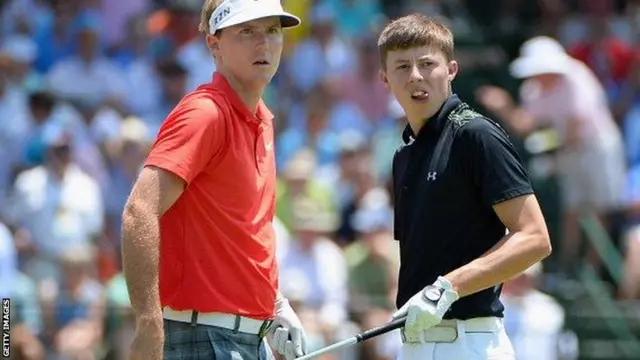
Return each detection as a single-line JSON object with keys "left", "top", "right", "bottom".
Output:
{"left": 44, "top": 245, "right": 105, "bottom": 360}
{"left": 9, "top": 270, "right": 45, "bottom": 360}
{"left": 118, "top": 14, "right": 163, "bottom": 117}
{"left": 346, "top": 196, "right": 398, "bottom": 316}
{"left": 46, "top": 17, "right": 127, "bottom": 111}
{"left": 0, "top": 34, "right": 43, "bottom": 92}
{"left": 32, "top": 1, "right": 82, "bottom": 73}
{"left": 276, "top": 148, "right": 335, "bottom": 231}
{"left": 277, "top": 83, "right": 341, "bottom": 169}
{"left": 334, "top": 144, "right": 383, "bottom": 246}
{"left": 501, "top": 263, "right": 575, "bottom": 360}
{"left": 477, "top": 36, "right": 626, "bottom": 276}
{"left": 278, "top": 197, "right": 349, "bottom": 340}
{"left": 621, "top": 165, "right": 640, "bottom": 299}
{"left": 5, "top": 125, "right": 104, "bottom": 283}
{"left": 285, "top": 3, "right": 357, "bottom": 96}
{"left": 22, "top": 91, "right": 57, "bottom": 167}
{"left": 141, "top": 59, "right": 189, "bottom": 134}
{"left": 103, "top": 115, "right": 151, "bottom": 246}
{"left": 336, "top": 39, "right": 390, "bottom": 126}
{"left": 0, "top": 65, "right": 30, "bottom": 204}
{"left": 567, "top": 3, "right": 638, "bottom": 106}
{"left": 0, "top": 221, "right": 17, "bottom": 299}
{"left": 319, "top": 0, "right": 385, "bottom": 40}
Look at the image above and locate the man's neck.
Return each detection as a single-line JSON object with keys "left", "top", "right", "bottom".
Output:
{"left": 407, "top": 115, "right": 428, "bottom": 137}
{"left": 219, "top": 69, "right": 264, "bottom": 114}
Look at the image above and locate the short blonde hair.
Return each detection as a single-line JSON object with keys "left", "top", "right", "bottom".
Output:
{"left": 377, "top": 14, "right": 454, "bottom": 70}
{"left": 198, "top": 0, "right": 224, "bottom": 35}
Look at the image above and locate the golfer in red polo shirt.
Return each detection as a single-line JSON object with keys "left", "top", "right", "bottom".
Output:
{"left": 120, "top": 1, "right": 306, "bottom": 359}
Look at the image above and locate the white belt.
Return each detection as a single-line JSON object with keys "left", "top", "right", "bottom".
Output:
{"left": 163, "top": 308, "right": 273, "bottom": 335}
{"left": 402, "top": 317, "right": 504, "bottom": 343}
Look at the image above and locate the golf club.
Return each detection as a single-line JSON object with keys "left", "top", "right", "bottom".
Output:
{"left": 294, "top": 315, "right": 407, "bottom": 360}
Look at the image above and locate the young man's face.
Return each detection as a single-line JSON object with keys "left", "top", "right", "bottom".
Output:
{"left": 381, "top": 46, "right": 458, "bottom": 122}
{"left": 208, "top": 16, "right": 284, "bottom": 89}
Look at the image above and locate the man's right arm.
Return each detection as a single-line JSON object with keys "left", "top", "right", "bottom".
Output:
{"left": 121, "top": 93, "right": 224, "bottom": 327}
{"left": 121, "top": 166, "right": 185, "bottom": 325}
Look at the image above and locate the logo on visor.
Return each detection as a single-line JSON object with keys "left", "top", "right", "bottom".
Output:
{"left": 213, "top": 6, "right": 231, "bottom": 26}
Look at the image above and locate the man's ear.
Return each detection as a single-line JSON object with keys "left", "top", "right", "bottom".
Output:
{"left": 205, "top": 34, "right": 220, "bottom": 56}
{"left": 379, "top": 69, "right": 390, "bottom": 90}
{"left": 447, "top": 60, "right": 459, "bottom": 82}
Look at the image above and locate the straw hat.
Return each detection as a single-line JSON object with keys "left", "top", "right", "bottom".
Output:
{"left": 291, "top": 197, "right": 338, "bottom": 233}
{"left": 509, "top": 36, "right": 574, "bottom": 79}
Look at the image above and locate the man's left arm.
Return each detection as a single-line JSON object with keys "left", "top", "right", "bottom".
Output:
{"left": 444, "top": 193, "right": 551, "bottom": 297}
{"left": 446, "top": 117, "right": 551, "bottom": 296}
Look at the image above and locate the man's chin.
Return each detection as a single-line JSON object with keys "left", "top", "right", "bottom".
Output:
{"left": 243, "top": 71, "right": 276, "bottom": 88}
{"left": 404, "top": 101, "right": 434, "bottom": 118}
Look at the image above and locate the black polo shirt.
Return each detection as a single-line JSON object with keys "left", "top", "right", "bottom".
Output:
{"left": 392, "top": 94, "right": 534, "bottom": 320}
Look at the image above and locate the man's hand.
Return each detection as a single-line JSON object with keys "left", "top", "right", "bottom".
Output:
{"left": 475, "top": 86, "right": 514, "bottom": 115}
{"left": 392, "top": 277, "right": 459, "bottom": 342}
{"left": 270, "top": 298, "right": 307, "bottom": 360}
{"left": 129, "top": 317, "right": 164, "bottom": 360}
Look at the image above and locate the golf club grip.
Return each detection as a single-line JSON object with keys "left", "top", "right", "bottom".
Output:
{"left": 356, "top": 316, "right": 406, "bottom": 342}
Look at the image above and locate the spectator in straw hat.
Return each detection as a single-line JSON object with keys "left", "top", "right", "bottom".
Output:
{"left": 477, "top": 35, "right": 626, "bottom": 275}
{"left": 279, "top": 197, "right": 348, "bottom": 337}
{"left": 276, "top": 148, "right": 335, "bottom": 230}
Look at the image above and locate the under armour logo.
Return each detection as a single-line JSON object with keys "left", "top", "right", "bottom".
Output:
{"left": 427, "top": 172, "right": 437, "bottom": 181}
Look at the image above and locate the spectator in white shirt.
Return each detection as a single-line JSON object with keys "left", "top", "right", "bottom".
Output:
{"left": 5, "top": 125, "right": 104, "bottom": 283}
{"left": 502, "top": 263, "right": 577, "bottom": 360}
{"left": 278, "top": 197, "right": 349, "bottom": 336}
{"left": 0, "top": 221, "right": 17, "bottom": 299}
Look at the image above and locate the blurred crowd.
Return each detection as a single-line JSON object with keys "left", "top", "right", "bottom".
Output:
{"left": 1, "top": 0, "right": 640, "bottom": 359}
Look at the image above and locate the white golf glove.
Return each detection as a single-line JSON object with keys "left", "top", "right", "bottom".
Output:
{"left": 270, "top": 297, "right": 307, "bottom": 360}
{"left": 392, "top": 276, "right": 460, "bottom": 342}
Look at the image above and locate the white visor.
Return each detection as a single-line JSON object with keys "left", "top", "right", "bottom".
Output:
{"left": 209, "top": 0, "right": 301, "bottom": 34}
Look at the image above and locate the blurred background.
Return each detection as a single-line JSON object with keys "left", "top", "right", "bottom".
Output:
{"left": 1, "top": 0, "right": 640, "bottom": 359}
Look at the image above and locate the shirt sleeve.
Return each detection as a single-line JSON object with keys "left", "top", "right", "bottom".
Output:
{"left": 144, "top": 94, "right": 224, "bottom": 184}
{"left": 459, "top": 117, "right": 534, "bottom": 207}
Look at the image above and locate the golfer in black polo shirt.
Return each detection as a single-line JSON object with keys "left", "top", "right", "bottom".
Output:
{"left": 377, "top": 14, "right": 552, "bottom": 359}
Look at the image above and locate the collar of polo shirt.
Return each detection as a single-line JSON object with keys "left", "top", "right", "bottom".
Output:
{"left": 208, "top": 0, "right": 301, "bottom": 34}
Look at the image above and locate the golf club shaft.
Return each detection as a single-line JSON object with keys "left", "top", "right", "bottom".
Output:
{"left": 294, "top": 316, "right": 406, "bottom": 360}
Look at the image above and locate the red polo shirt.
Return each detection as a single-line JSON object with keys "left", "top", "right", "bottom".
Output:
{"left": 144, "top": 73, "right": 278, "bottom": 319}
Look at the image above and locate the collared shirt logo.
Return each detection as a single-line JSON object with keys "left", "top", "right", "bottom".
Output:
{"left": 427, "top": 171, "right": 437, "bottom": 181}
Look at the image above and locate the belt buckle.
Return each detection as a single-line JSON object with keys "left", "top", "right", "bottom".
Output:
{"left": 437, "top": 326, "right": 459, "bottom": 343}
{"left": 401, "top": 326, "right": 459, "bottom": 343}
{"left": 259, "top": 319, "right": 274, "bottom": 338}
